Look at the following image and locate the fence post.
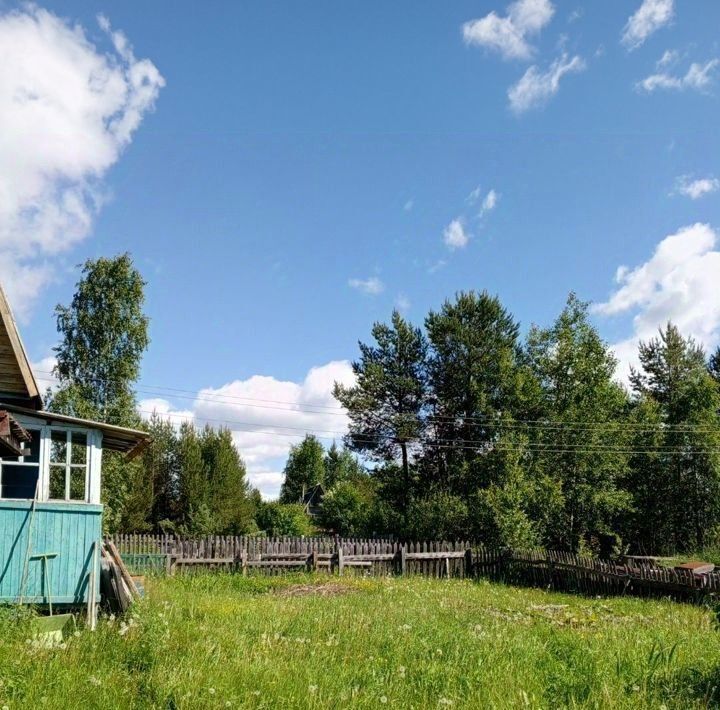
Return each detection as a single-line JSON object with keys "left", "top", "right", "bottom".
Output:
{"left": 465, "top": 548, "right": 473, "bottom": 578}
{"left": 399, "top": 545, "right": 407, "bottom": 576}
{"left": 337, "top": 546, "right": 344, "bottom": 576}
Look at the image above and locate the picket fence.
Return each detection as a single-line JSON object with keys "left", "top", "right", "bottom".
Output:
{"left": 109, "top": 534, "right": 720, "bottom": 602}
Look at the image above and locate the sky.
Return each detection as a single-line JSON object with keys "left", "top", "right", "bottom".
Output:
{"left": 1, "top": 0, "right": 719, "bottom": 498}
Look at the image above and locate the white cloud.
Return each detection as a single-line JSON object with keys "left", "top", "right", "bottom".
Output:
{"left": 480, "top": 189, "right": 499, "bottom": 215}
{"left": 395, "top": 293, "right": 411, "bottom": 312}
{"left": 508, "top": 53, "right": 586, "bottom": 113}
{"left": 657, "top": 49, "right": 679, "bottom": 68}
{"left": 594, "top": 223, "right": 720, "bottom": 381}
{"left": 30, "top": 355, "right": 59, "bottom": 394}
{"left": 673, "top": 175, "right": 720, "bottom": 200}
{"left": 137, "top": 398, "right": 195, "bottom": 427}
{"left": 403, "top": 199, "right": 414, "bottom": 212}
{"left": 621, "top": 0, "right": 674, "bottom": 50}
{"left": 462, "top": 0, "right": 555, "bottom": 61}
{"left": 443, "top": 219, "right": 470, "bottom": 250}
{"left": 467, "top": 186, "right": 499, "bottom": 217}
{"left": 427, "top": 259, "right": 447, "bottom": 275}
{"left": 637, "top": 58, "right": 719, "bottom": 93}
{"left": 0, "top": 8, "right": 164, "bottom": 317}
{"left": 138, "top": 361, "right": 356, "bottom": 499}
{"left": 348, "top": 276, "right": 384, "bottom": 295}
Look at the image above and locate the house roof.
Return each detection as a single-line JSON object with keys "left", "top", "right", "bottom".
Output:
{"left": 0, "top": 283, "right": 150, "bottom": 459}
{"left": 0, "top": 402, "right": 151, "bottom": 458}
{"left": 0, "top": 285, "right": 42, "bottom": 409}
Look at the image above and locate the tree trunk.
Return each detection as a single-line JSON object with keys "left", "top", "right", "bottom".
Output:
{"left": 401, "top": 442, "right": 410, "bottom": 526}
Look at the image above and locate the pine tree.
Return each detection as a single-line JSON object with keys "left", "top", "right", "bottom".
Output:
{"left": 424, "top": 290, "right": 523, "bottom": 493}
{"left": 324, "top": 442, "right": 365, "bottom": 488}
{"left": 177, "top": 422, "right": 215, "bottom": 536}
{"left": 334, "top": 310, "right": 429, "bottom": 524}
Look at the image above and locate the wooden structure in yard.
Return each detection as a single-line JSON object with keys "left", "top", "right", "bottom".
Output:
{"left": 112, "top": 534, "right": 720, "bottom": 603}
{"left": 0, "top": 285, "right": 150, "bottom": 607}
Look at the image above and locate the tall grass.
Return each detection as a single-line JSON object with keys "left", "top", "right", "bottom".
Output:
{"left": 1, "top": 573, "right": 719, "bottom": 708}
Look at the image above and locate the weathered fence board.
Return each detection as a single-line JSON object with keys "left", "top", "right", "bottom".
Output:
{"left": 109, "top": 535, "right": 720, "bottom": 602}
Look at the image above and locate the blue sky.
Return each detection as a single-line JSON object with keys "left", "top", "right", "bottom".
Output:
{"left": 1, "top": 0, "right": 719, "bottom": 496}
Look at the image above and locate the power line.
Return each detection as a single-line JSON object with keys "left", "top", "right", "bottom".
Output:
{"left": 136, "top": 409, "right": 720, "bottom": 456}
{"left": 35, "top": 368, "right": 720, "bottom": 434}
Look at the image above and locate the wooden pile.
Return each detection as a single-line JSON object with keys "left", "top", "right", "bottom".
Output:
{"left": 101, "top": 540, "right": 141, "bottom": 613}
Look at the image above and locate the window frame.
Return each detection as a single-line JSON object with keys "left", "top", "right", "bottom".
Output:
{"left": 0, "top": 418, "right": 101, "bottom": 505}
{"left": 0, "top": 426, "right": 41, "bottom": 499}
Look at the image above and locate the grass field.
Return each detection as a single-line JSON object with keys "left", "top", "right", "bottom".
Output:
{"left": 1, "top": 574, "right": 720, "bottom": 709}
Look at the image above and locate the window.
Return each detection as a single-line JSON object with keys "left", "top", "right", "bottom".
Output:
{"left": 0, "top": 429, "right": 40, "bottom": 499}
{"left": 49, "top": 430, "right": 88, "bottom": 502}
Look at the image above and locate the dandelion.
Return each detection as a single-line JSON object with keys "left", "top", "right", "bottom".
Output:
{"left": 439, "top": 698, "right": 453, "bottom": 706}
{"left": 380, "top": 696, "right": 388, "bottom": 704}
{"left": 88, "top": 676, "right": 101, "bottom": 686}
{"left": 209, "top": 688, "right": 216, "bottom": 695}
{"left": 397, "top": 666, "right": 406, "bottom": 678}
{"left": 309, "top": 685, "right": 318, "bottom": 694}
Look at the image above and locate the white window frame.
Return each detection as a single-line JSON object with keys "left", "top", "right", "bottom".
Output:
{"left": 0, "top": 417, "right": 103, "bottom": 505}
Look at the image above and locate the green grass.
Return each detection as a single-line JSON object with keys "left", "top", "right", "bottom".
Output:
{"left": 2, "top": 574, "right": 720, "bottom": 708}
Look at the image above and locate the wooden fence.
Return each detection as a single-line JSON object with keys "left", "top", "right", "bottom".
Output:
{"left": 109, "top": 534, "right": 720, "bottom": 602}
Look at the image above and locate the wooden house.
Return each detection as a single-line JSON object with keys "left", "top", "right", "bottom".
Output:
{"left": 0, "top": 286, "right": 149, "bottom": 606}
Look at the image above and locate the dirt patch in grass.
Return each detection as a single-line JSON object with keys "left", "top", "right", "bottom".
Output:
{"left": 274, "top": 582, "right": 354, "bottom": 598}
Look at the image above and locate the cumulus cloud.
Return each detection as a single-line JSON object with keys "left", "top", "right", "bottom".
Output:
{"left": 443, "top": 219, "right": 470, "bottom": 250}
{"left": 594, "top": 223, "right": 720, "bottom": 381}
{"left": 462, "top": 0, "right": 555, "bottom": 61}
{"left": 621, "top": 0, "right": 674, "bottom": 50}
{"left": 508, "top": 53, "right": 585, "bottom": 113}
{"left": 348, "top": 276, "right": 384, "bottom": 295}
{"left": 138, "top": 361, "right": 356, "bottom": 499}
{"left": 637, "top": 58, "right": 719, "bottom": 93}
{"left": 673, "top": 176, "right": 720, "bottom": 200}
{"left": 0, "top": 7, "right": 164, "bottom": 317}
{"left": 30, "top": 355, "right": 59, "bottom": 394}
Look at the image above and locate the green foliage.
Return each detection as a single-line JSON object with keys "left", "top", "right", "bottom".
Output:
{"left": 424, "top": 291, "right": 523, "bottom": 493}
{"left": 334, "top": 310, "right": 429, "bottom": 521}
{"left": 405, "top": 492, "right": 471, "bottom": 540}
{"left": 50, "top": 253, "right": 149, "bottom": 426}
{"left": 48, "top": 254, "right": 149, "bottom": 531}
{"left": 523, "top": 294, "right": 632, "bottom": 552}
{"left": 256, "top": 501, "right": 315, "bottom": 536}
{"left": 629, "top": 324, "right": 720, "bottom": 552}
{"left": 319, "top": 478, "right": 376, "bottom": 536}
{"left": 324, "top": 442, "right": 365, "bottom": 488}
{"left": 279, "top": 434, "right": 326, "bottom": 504}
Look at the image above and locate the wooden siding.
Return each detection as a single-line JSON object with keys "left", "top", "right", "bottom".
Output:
{"left": 0, "top": 500, "right": 101, "bottom": 604}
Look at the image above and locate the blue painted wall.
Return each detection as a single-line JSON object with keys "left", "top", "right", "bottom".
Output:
{"left": 0, "top": 500, "right": 101, "bottom": 605}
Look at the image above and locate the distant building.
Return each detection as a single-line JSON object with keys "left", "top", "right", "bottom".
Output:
{"left": 301, "top": 484, "right": 325, "bottom": 518}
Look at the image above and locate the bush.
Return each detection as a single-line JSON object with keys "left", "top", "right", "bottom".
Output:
{"left": 255, "top": 502, "right": 315, "bottom": 536}
{"left": 319, "top": 480, "right": 375, "bottom": 536}
{"left": 405, "top": 492, "right": 471, "bottom": 540}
